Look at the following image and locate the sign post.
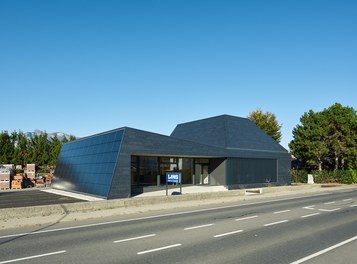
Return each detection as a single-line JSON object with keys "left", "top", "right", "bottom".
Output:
{"left": 166, "top": 172, "right": 181, "bottom": 196}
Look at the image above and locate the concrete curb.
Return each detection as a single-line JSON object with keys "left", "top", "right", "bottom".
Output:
{"left": 0, "top": 189, "right": 246, "bottom": 220}
{"left": 0, "top": 185, "right": 333, "bottom": 219}
{"left": 0, "top": 184, "right": 354, "bottom": 229}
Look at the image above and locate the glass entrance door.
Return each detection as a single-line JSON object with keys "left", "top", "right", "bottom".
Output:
{"left": 202, "top": 165, "right": 209, "bottom": 184}
{"left": 194, "top": 163, "right": 210, "bottom": 185}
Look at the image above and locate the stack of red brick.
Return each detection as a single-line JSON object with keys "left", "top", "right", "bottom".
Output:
{"left": 0, "top": 164, "right": 54, "bottom": 190}
{"left": 0, "top": 169, "right": 10, "bottom": 190}
{"left": 35, "top": 177, "right": 45, "bottom": 187}
{"left": 45, "top": 174, "right": 52, "bottom": 186}
{"left": 26, "top": 164, "right": 36, "bottom": 187}
{"left": 11, "top": 174, "right": 24, "bottom": 189}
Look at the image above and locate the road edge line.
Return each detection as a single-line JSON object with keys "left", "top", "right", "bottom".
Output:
{"left": 290, "top": 236, "right": 357, "bottom": 264}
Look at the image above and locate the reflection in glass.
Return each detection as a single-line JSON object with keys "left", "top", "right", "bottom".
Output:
{"left": 54, "top": 129, "right": 124, "bottom": 197}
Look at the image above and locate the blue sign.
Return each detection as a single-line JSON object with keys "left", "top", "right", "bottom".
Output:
{"left": 166, "top": 172, "right": 181, "bottom": 183}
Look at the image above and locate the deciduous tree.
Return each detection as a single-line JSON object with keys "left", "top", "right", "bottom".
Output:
{"left": 247, "top": 108, "right": 282, "bottom": 143}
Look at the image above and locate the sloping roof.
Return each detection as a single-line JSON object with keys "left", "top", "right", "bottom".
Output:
{"left": 170, "top": 114, "right": 287, "bottom": 152}
{"left": 120, "top": 127, "right": 227, "bottom": 157}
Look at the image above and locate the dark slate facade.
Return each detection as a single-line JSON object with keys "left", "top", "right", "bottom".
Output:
{"left": 171, "top": 115, "right": 291, "bottom": 188}
{"left": 171, "top": 115, "right": 286, "bottom": 152}
{"left": 53, "top": 115, "right": 291, "bottom": 199}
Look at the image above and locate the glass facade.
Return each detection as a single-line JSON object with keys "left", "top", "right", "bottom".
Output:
{"left": 54, "top": 129, "right": 124, "bottom": 197}
{"left": 131, "top": 155, "right": 212, "bottom": 187}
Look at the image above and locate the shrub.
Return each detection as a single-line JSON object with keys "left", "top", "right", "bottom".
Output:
{"left": 291, "top": 169, "right": 308, "bottom": 183}
{"left": 311, "top": 170, "right": 357, "bottom": 184}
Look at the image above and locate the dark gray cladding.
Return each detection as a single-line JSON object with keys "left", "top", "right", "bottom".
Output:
{"left": 54, "top": 114, "right": 292, "bottom": 199}
{"left": 108, "top": 127, "right": 228, "bottom": 199}
{"left": 53, "top": 129, "right": 125, "bottom": 198}
{"left": 171, "top": 114, "right": 287, "bottom": 152}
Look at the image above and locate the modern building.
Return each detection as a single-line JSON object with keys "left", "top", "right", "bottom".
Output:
{"left": 53, "top": 115, "right": 291, "bottom": 199}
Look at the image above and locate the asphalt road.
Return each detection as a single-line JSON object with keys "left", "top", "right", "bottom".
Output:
{"left": 0, "top": 188, "right": 356, "bottom": 264}
{"left": 0, "top": 189, "right": 84, "bottom": 209}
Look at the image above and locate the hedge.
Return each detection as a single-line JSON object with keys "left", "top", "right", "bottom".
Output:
{"left": 291, "top": 169, "right": 357, "bottom": 184}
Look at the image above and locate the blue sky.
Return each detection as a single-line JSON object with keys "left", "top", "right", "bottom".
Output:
{"left": 1, "top": 0, "right": 356, "bottom": 150}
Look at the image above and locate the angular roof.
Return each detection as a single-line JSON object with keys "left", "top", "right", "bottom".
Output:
{"left": 170, "top": 114, "right": 287, "bottom": 152}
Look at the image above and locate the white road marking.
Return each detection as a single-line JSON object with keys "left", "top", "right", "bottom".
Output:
{"left": 350, "top": 204, "right": 357, "bottom": 207}
{"left": 0, "top": 192, "right": 349, "bottom": 240}
{"left": 184, "top": 224, "right": 214, "bottom": 231}
{"left": 273, "top": 210, "right": 291, "bottom": 214}
{"left": 0, "top": 250, "right": 66, "bottom": 264}
{"left": 324, "top": 201, "right": 336, "bottom": 205}
{"left": 114, "top": 234, "right": 156, "bottom": 243}
{"left": 235, "top": 215, "right": 258, "bottom": 221}
{"left": 302, "top": 205, "right": 315, "bottom": 210}
{"left": 290, "top": 236, "right": 357, "bottom": 264}
{"left": 213, "top": 230, "right": 244, "bottom": 238}
{"left": 318, "top": 208, "right": 341, "bottom": 212}
{"left": 137, "top": 244, "right": 182, "bottom": 255}
{"left": 301, "top": 213, "right": 320, "bottom": 218}
{"left": 264, "top": 220, "right": 289, "bottom": 227}
{"left": 342, "top": 199, "right": 352, "bottom": 202}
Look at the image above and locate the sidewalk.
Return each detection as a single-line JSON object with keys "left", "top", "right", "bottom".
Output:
{"left": 133, "top": 185, "right": 229, "bottom": 197}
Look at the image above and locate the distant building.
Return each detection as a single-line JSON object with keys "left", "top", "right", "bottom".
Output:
{"left": 53, "top": 115, "right": 291, "bottom": 199}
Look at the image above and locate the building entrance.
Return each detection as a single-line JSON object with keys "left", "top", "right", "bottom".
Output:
{"left": 194, "top": 158, "right": 210, "bottom": 185}
{"left": 194, "top": 164, "right": 209, "bottom": 184}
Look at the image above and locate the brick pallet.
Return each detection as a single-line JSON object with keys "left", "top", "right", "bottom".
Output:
{"left": 0, "top": 180, "right": 10, "bottom": 190}
{"left": 27, "top": 172, "right": 36, "bottom": 180}
{"left": 0, "top": 174, "right": 10, "bottom": 181}
{"left": 27, "top": 164, "right": 35, "bottom": 170}
{"left": 14, "top": 174, "right": 24, "bottom": 180}
{"left": 26, "top": 164, "right": 36, "bottom": 180}
{"left": 35, "top": 178, "right": 45, "bottom": 188}
{"left": 11, "top": 179, "right": 23, "bottom": 189}
{"left": 45, "top": 174, "right": 52, "bottom": 186}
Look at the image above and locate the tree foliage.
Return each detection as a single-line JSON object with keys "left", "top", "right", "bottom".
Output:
{"left": 11, "top": 131, "right": 30, "bottom": 165}
{"left": 0, "top": 131, "right": 13, "bottom": 164}
{"left": 289, "top": 103, "right": 357, "bottom": 170}
{"left": 0, "top": 131, "right": 76, "bottom": 167}
{"left": 247, "top": 108, "right": 282, "bottom": 143}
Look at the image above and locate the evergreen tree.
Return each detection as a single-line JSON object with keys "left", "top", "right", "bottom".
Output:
{"left": 289, "top": 103, "right": 357, "bottom": 170}
{"left": 323, "top": 103, "right": 357, "bottom": 170}
{"left": 0, "top": 131, "right": 14, "bottom": 164}
{"left": 30, "top": 132, "right": 50, "bottom": 165}
{"left": 0, "top": 130, "right": 74, "bottom": 167}
{"left": 61, "top": 136, "right": 69, "bottom": 143}
{"left": 289, "top": 110, "right": 329, "bottom": 170}
{"left": 49, "top": 135, "right": 62, "bottom": 166}
{"left": 11, "top": 131, "right": 30, "bottom": 166}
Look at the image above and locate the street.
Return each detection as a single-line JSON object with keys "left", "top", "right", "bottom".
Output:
{"left": 0, "top": 188, "right": 356, "bottom": 263}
